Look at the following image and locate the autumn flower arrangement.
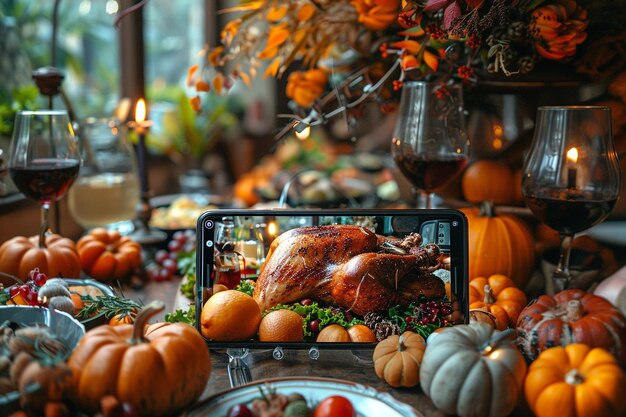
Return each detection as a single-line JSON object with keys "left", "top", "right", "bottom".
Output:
{"left": 187, "top": 0, "right": 626, "bottom": 134}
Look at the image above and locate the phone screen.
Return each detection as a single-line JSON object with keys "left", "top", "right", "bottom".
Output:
{"left": 196, "top": 209, "right": 468, "bottom": 348}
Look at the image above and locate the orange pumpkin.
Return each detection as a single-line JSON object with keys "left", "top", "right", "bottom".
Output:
{"left": 516, "top": 289, "right": 626, "bottom": 366}
{"left": 525, "top": 344, "right": 626, "bottom": 417}
{"left": 462, "top": 160, "right": 515, "bottom": 205}
{"left": 469, "top": 274, "right": 528, "bottom": 330}
{"left": 462, "top": 205, "right": 535, "bottom": 288}
{"left": 373, "top": 331, "right": 426, "bottom": 387}
{"left": 0, "top": 234, "right": 81, "bottom": 282}
{"left": 68, "top": 301, "right": 211, "bottom": 417}
{"left": 77, "top": 228, "right": 142, "bottom": 281}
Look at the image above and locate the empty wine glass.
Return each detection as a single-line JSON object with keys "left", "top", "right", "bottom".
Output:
{"left": 8, "top": 110, "right": 81, "bottom": 244}
{"left": 522, "top": 106, "right": 621, "bottom": 294}
{"left": 391, "top": 81, "right": 469, "bottom": 208}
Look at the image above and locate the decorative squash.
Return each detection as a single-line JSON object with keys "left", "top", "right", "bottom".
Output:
{"left": 516, "top": 289, "right": 626, "bottom": 366}
{"left": 373, "top": 331, "right": 425, "bottom": 387}
{"left": 68, "top": 301, "right": 211, "bottom": 417}
{"left": 469, "top": 274, "right": 528, "bottom": 330}
{"left": 0, "top": 234, "right": 81, "bottom": 283}
{"left": 461, "top": 159, "right": 515, "bottom": 205}
{"left": 525, "top": 344, "right": 626, "bottom": 417}
{"left": 420, "top": 323, "right": 527, "bottom": 417}
{"left": 461, "top": 205, "right": 535, "bottom": 288}
{"left": 76, "top": 228, "right": 142, "bottom": 281}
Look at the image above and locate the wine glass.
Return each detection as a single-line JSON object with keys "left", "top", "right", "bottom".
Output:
{"left": 8, "top": 110, "right": 81, "bottom": 245}
{"left": 67, "top": 117, "right": 140, "bottom": 232}
{"left": 391, "top": 81, "right": 469, "bottom": 208}
{"left": 522, "top": 106, "right": 621, "bottom": 294}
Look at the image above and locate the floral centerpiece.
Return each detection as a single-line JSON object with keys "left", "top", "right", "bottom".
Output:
{"left": 187, "top": 0, "right": 626, "bottom": 137}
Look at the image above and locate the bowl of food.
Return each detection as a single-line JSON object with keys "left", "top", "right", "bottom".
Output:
{"left": 0, "top": 306, "right": 85, "bottom": 414}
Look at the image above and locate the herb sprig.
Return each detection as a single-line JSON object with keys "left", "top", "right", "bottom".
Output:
{"left": 75, "top": 295, "right": 142, "bottom": 320}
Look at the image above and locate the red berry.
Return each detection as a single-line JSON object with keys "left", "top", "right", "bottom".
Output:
{"left": 168, "top": 239, "right": 182, "bottom": 253}
{"left": 309, "top": 319, "right": 320, "bottom": 333}
{"left": 162, "top": 258, "right": 178, "bottom": 274}
{"left": 33, "top": 271, "right": 47, "bottom": 287}
{"left": 9, "top": 285, "right": 19, "bottom": 297}
{"left": 18, "top": 284, "right": 30, "bottom": 297}
{"left": 154, "top": 250, "right": 169, "bottom": 265}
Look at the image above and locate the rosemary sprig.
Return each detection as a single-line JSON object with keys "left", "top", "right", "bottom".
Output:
{"left": 75, "top": 295, "right": 142, "bottom": 320}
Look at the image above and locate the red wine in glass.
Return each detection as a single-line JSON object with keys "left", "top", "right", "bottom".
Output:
{"left": 524, "top": 189, "right": 616, "bottom": 236}
{"left": 393, "top": 154, "right": 468, "bottom": 192}
{"left": 10, "top": 158, "right": 80, "bottom": 204}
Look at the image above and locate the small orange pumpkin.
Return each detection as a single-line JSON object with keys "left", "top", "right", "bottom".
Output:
{"left": 469, "top": 274, "right": 528, "bottom": 330}
{"left": 0, "top": 234, "right": 81, "bottom": 282}
{"left": 525, "top": 344, "right": 626, "bottom": 417}
{"left": 462, "top": 204, "right": 535, "bottom": 288}
{"left": 373, "top": 331, "right": 426, "bottom": 387}
{"left": 77, "top": 228, "right": 142, "bottom": 281}
{"left": 462, "top": 159, "right": 515, "bottom": 205}
{"left": 68, "top": 301, "right": 211, "bottom": 417}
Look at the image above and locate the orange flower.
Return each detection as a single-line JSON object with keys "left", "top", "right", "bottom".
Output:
{"left": 351, "top": 0, "right": 402, "bottom": 31}
{"left": 530, "top": 0, "right": 588, "bottom": 60}
{"left": 286, "top": 69, "right": 328, "bottom": 108}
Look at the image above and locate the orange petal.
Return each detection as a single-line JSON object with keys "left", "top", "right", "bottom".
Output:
{"left": 298, "top": 3, "right": 316, "bottom": 21}
{"left": 391, "top": 40, "right": 421, "bottom": 54}
{"left": 267, "top": 4, "right": 288, "bottom": 21}
{"left": 266, "top": 24, "right": 290, "bottom": 49}
{"left": 189, "top": 96, "right": 201, "bottom": 112}
{"left": 423, "top": 50, "right": 439, "bottom": 71}
{"left": 264, "top": 58, "right": 282, "bottom": 78}
{"left": 258, "top": 45, "right": 279, "bottom": 60}
{"left": 208, "top": 46, "right": 224, "bottom": 67}
{"left": 401, "top": 54, "right": 419, "bottom": 70}
{"left": 195, "top": 80, "right": 210, "bottom": 92}
{"left": 239, "top": 71, "right": 252, "bottom": 88}
{"left": 213, "top": 73, "right": 224, "bottom": 95}
{"left": 186, "top": 64, "right": 199, "bottom": 86}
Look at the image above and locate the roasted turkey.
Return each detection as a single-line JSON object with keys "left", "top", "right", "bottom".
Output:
{"left": 253, "top": 224, "right": 445, "bottom": 316}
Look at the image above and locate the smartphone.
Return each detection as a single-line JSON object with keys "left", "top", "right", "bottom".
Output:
{"left": 195, "top": 208, "right": 468, "bottom": 349}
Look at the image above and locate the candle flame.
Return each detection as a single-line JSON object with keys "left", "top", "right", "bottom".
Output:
{"left": 567, "top": 147, "right": 578, "bottom": 164}
{"left": 267, "top": 221, "right": 277, "bottom": 237}
{"left": 135, "top": 98, "right": 147, "bottom": 123}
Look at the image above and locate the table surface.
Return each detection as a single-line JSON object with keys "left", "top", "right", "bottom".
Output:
{"left": 124, "top": 276, "right": 534, "bottom": 417}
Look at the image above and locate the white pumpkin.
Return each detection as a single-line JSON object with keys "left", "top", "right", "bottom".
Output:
{"left": 420, "top": 323, "right": 527, "bottom": 417}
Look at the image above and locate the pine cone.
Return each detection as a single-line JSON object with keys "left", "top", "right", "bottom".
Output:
{"left": 374, "top": 321, "right": 401, "bottom": 341}
{"left": 364, "top": 312, "right": 386, "bottom": 328}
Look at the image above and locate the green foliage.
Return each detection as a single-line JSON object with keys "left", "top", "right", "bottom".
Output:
{"left": 165, "top": 305, "right": 196, "bottom": 325}
{"left": 147, "top": 87, "right": 243, "bottom": 162}
{"left": 0, "top": 84, "right": 39, "bottom": 135}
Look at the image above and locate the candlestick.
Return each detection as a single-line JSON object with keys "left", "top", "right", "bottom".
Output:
{"left": 566, "top": 147, "right": 578, "bottom": 189}
{"left": 128, "top": 98, "right": 166, "bottom": 245}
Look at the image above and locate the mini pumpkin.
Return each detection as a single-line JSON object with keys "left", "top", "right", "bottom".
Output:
{"left": 373, "top": 331, "right": 425, "bottom": 387}
{"left": 462, "top": 205, "right": 535, "bottom": 288}
{"left": 420, "top": 323, "right": 527, "bottom": 417}
{"left": 68, "top": 301, "right": 211, "bottom": 417}
{"left": 516, "top": 288, "right": 626, "bottom": 366}
{"left": 0, "top": 234, "right": 81, "bottom": 283}
{"left": 525, "top": 344, "right": 626, "bottom": 417}
{"left": 77, "top": 228, "right": 142, "bottom": 281}
{"left": 469, "top": 274, "right": 528, "bottom": 330}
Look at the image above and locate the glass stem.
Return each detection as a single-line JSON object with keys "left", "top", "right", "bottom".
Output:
{"left": 417, "top": 191, "right": 432, "bottom": 209}
{"left": 39, "top": 202, "right": 50, "bottom": 248}
{"left": 552, "top": 233, "right": 574, "bottom": 293}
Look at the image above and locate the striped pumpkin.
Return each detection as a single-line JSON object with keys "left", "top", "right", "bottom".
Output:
{"left": 516, "top": 289, "right": 626, "bottom": 366}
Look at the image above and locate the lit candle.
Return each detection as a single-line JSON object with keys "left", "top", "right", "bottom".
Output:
{"left": 566, "top": 147, "right": 578, "bottom": 189}
{"left": 130, "top": 98, "right": 153, "bottom": 195}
